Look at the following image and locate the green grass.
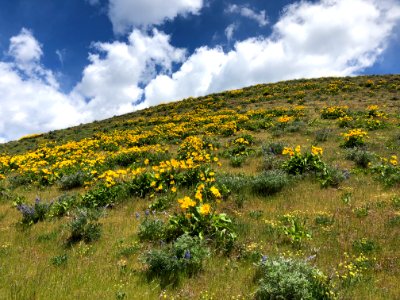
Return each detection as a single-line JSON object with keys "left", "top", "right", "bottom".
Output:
{"left": 0, "top": 74, "right": 400, "bottom": 299}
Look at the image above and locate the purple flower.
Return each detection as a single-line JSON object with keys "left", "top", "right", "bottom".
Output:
{"left": 184, "top": 250, "right": 191, "bottom": 259}
{"left": 261, "top": 255, "right": 268, "bottom": 263}
{"left": 135, "top": 212, "right": 140, "bottom": 219}
{"left": 145, "top": 209, "right": 150, "bottom": 216}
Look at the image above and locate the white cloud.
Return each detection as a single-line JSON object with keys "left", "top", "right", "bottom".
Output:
{"left": 108, "top": 0, "right": 203, "bottom": 34}
{"left": 0, "top": 61, "right": 85, "bottom": 142}
{"left": 143, "top": 0, "right": 400, "bottom": 106}
{"left": 0, "top": 28, "right": 187, "bottom": 142}
{"left": 72, "top": 29, "right": 186, "bottom": 119}
{"left": 8, "top": 28, "right": 43, "bottom": 65}
{"left": 2, "top": 0, "right": 400, "bottom": 143}
{"left": 225, "top": 23, "right": 237, "bottom": 42}
{"left": 144, "top": 46, "right": 228, "bottom": 106}
{"left": 55, "top": 49, "right": 66, "bottom": 67}
{"left": 227, "top": 4, "right": 268, "bottom": 27}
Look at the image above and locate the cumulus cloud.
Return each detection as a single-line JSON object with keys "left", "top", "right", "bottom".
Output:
{"left": 0, "top": 30, "right": 87, "bottom": 142}
{"left": 143, "top": 0, "right": 400, "bottom": 105}
{"left": 72, "top": 29, "right": 186, "bottom": 119}
{"left": 0, "top": 28, "right": 186, "bottom": 142}
{"left": 2, "top": 0, "right": 400, "bottom": 143}
{"left": 0, "top": 61, "right": 85, "bottom": 142}
{"left": 144, "top": 46, "right": 228, "bottom": 106}
{"left": 108, "top": 0, "right": 203, "bottom": 34}
{"left": 226, "top": 4, "right": 268, "bottom": 27}
{"left": 8, "top": 28, "right": 43, "bottom": 65}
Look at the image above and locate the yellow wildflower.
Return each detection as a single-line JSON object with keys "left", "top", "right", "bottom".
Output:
{"left": 178, "top": 196, "right": 196, "bottom": 210}
{"left": 282, "top": 147, "right": 294, "bottom": 156}
{"left": 277, "top": 115, "right": 293, "bottom": 123}
{"left": 311, "top": 146, "right": 323, "bottom": 156}
{"left": 210, "top": 186, "right": 221, "bottom": 199}
{"left": 199, "top": 204, "right": 211, "bottom": 215}
{"left": 390, "top": 155, "right": 398, "bottom": 166}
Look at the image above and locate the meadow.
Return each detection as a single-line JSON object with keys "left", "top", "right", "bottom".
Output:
{"left": 0, "top": 75, "right": 399, "bottom": 299}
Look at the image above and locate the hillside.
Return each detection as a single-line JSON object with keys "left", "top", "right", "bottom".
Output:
{"left": 0, "top": 74, "right": 399, "bottom": 299}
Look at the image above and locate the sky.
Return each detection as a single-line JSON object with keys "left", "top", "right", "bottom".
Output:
{"left": 0, "top": 0, "right": 399, "bottom": 143}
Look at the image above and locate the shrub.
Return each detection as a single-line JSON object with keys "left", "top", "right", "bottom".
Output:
{"left": 262, "top": 142, "right": 286, "bottom": 156}
{"left": 346, "top": 149, "right": 374, "bottom": 168}
{"left": 286, "top": 120, "right": 306, "bottom": 133}
{"left": 279, "top": 214, "right": 312, "bottom": 246}
{"left": 230, "top": 155, "right": 246, "bottom": 167}
{"left": 67, "top": 209, "right": 102, "bottom": 244}
{"left": 0, "top": 184, "right": 11, "bottom": 202}
{"left": 138, "top": 217, "right": 165, "bottom": 242}
{"left": 106, "top": 152, "right": 138, "bottom": 168}
{"left": 149, "top": 194, "right": 176, "bottom": 212}
{"left": 59, "top": 171, "right": 88, "bottom": 190}
{"left": 318, "top": 165, "right": 346, "bottom": 188}
{"left": 372, "top": 156, "right": 400, "bottom": 187}
{"left": 314, "top": 212, "right": 334, "bottom": 226}
{"left": 48, "top": 194, "right": 78, "bottom": 218}
{"left": 314, "top": 128, "right": 331, "bottom": 142}
{"left": 166, "top": 198, "right": 237, "bottom": 253}
{"left": 281, "top": 145, "right": 325, "bottom": 175}
{"left": 254, "top": 256, "right": 334, "bottom": 300}
{"left": 321, "top": 106, "right": 348, "bottom": 119}
{"left": 352, "top": 238, "right": 377, "bottom": 253}
{"left": 142, "top": 234, "right": 208, "bottom": 287}
{"left": 216, "top": 173, "right": 250, "bottom": 194}
{"left": 341, "top": 129, "right": 368, "bottom": 148}
{"left": 260, "top": 154, "right": 283, "bottom": 171}
{"left": 251, "top": 170, "right": 289, "bottom": 196}
{"left": 16, "top": 197, "right": 51, "bottom": 225}
{"left": 81, "top": 184, "right": 127, "bottom": 208}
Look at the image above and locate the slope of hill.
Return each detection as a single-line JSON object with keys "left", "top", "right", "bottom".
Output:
{"left": 0, "top": 75, "right": 399, "bottom": 299}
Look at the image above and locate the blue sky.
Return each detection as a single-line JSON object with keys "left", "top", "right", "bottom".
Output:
{"left": 0, "top": 0, "right": 399, "bottom": 142}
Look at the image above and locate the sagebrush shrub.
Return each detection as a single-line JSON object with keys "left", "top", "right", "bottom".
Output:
{"left": 254, "top": 256, "right": 335, "bottom": 300}
{"left": 346, "top": 149, "right": 374, "bottom": 168}
{"left": 59, "top": 171, "right": 88, "bottom": 190}
{"left": 251, "top": 170, "right": 289, "bottom": 196}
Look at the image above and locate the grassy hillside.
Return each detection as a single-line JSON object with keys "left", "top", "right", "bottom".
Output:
{"left": 0, "top": 75, "right": 399, "bottom": 299}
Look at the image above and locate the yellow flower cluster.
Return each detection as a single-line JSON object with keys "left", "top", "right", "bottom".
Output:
{"left": 367, "top": 105, "right": 379, "bottom": 112}
{"left": 277, "top": 115, "right": 293, "bottom": 123}
{"left": 282, "top": 145, "right": 301, "bottom": 156}
{"left": 198, "top": 203, "right": 211, "bottom": 215}
{"left": 98, "top": 169, "right": 128, "bottom": 187}
{"left": 341, "top": 129, "right": 368, "bottom": 141}
{"left": 311, "top": 146, "right": 323, "bottom": 156}
{"left": 178, "top": 196, "right": 196, "bottom": 210}
{"left": 390, "top": 155, "right": 398, "bottom": 166}
{"left": 209, "top": 186, "right": 221, "bottom": 199}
